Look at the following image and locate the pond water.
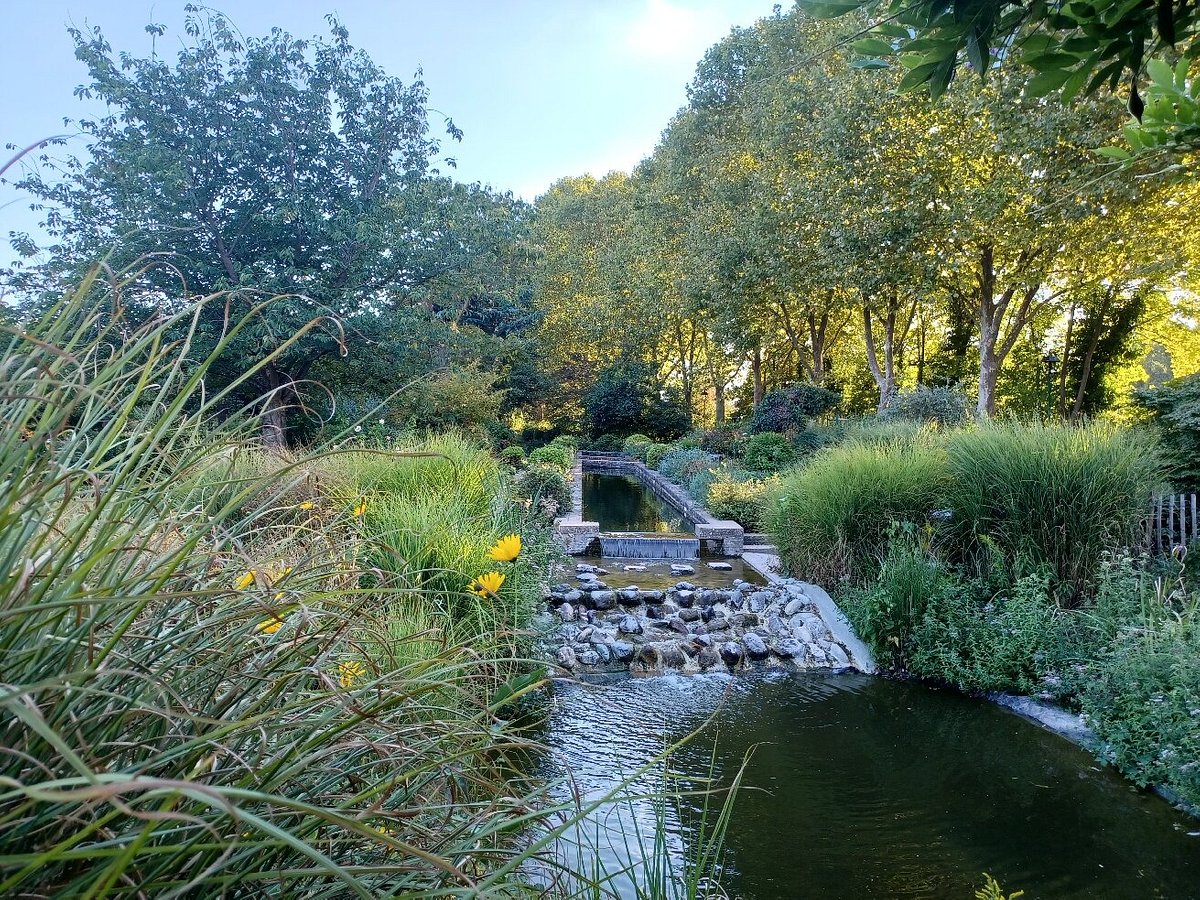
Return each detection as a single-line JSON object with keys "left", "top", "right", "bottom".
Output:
{"left": 583, "top": 473, "right": 686, "bottom": 533}
{"left": 542, "top": 671, "right": 1200, "bottom": 899}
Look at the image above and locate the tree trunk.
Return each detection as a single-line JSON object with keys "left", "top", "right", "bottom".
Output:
{"left": 752, "top": 345, "right": 763, "bottom": 410}
{"left": 262, "top": 364, "right": 289, "bottom": 450}
{"left": 714, "top": 383, "right": 726, "bottom": 426}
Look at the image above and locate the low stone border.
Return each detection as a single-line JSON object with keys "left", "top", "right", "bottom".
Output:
{"left": 553, "top": 454, "right": 599, "bottom": 553}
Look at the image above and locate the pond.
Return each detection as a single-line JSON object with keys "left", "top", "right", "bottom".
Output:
{"left": 542, "top": 671, "right": 1200, "bottom": 899}
{"left": 583, "top": 473, "right": 686, "bottom": 533}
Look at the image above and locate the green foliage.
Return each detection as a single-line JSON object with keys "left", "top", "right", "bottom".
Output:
{"left": 622, "top": 433, "right": 655, "bottom": 459}
{"left": 588, "top": 433, "right": 624, "bottom": 451}
{"left": 976, "top": 873, "right": 1026, "bottom": 899}
{"left": 942, "top": 422, "right": 1162, "bottom": 601}
{"left": 514, "top": 465, "right": 573, "bottom": 519}
{"left": 583, "top": 362, "right": 690, "bottom": 440}
{"left": 766, "top": 442, "right": 946, "bottom": 584}
{"left": 658, "top": 448, "right": 719, "bottom": 484}
{"left": 645, "top": 442, "right": 673, "bottom": 469}
{"left": 741, "top": 432, "right": 799, "bottom": 474}
{"left": 500, "top": 445, "right": 526, "bottom": 464}
{"left": 706, "top": 472, "right": 772, "bottom": 530}
{"left": 528, "top": 443, "right": 573, "bottom": 471}
{"left": 880, "top": 385, "right": 971, "bottom": 427}
{"left": 395, "top": 366, "right": 506, "bottom": 434}
{"left": 750, "top": 384, "right": 841, "bottom": 434}
{"left": 696, "top": 427, "right": 747, "bottom": 456}
{"left": 549, "top": 433, "right": 580, "bottom": 452}
{"left": 1134, "top": 372, "right": 1200, "bottom": 491}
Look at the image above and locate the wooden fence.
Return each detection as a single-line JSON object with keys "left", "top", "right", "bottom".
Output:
{"left": 1147, "top": 493, "right": 1199, "bottom": 553}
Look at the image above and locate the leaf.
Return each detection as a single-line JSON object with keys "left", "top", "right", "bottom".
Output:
{"left": 852, "top": 38, "right": 895, "bottom": 57}
{"left": 898, "top": 61, "right": 942, "bottom": 92}
{"left": 1026, "top": 67, "right": 1075, "bottom": 97}
{"left": 1060, "top": 66, "right": 1091, "bottom": 103}
{"left": 1095, "top": 145, "right": 1133, "bottom": 160}
{"left": 852, "top": 58, "right": 893, "bottom": 69}
{"left": 1023, "top": 51, "right": 1081, "bottom": 72}
{"left": 1146, "top": 58, "right": 1175, "bottom": 89}
{"left": 798, "top": 0, "right": 869, "bottom": 18}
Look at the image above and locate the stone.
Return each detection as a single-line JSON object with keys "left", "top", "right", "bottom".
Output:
{"left": 727, "top": 593, "right": 745, "bottom": 610}
{"left": 677, "top": 607, "right": 703, "bottom": 623}
{"left": 618, "top": 588, "right": 642, "bottom": 606}
{"left": 742, "top": 633, "right": 770, "bottom": 660}
{"left": 576, "top": 572, "right": 598, "bottom": 583}
{"left": 645, "top": 604, "right": 667, "bottom": 620}
{"left": 578, "top": 650, "right": 600, "bottom": 666}
{"left": 765, "top": 613, "right": 788, "bottom": 636}
{"left": 719, "top": 641, "right": 744, "bottom": 667}
{"left": 733, "top": 579, "right": 746, "bottom": 587}
{"left": 675, "top": 581, "right": 696, "bottom": 591}
{"left": 556, "top": 603, "right": 574, "bottom": 622}
{"left": 798, "top": 613, "right": 831, "bottom": 641}
{"left": 706, "top": 615, "right": 731, "bottom": 632}
{"left": 595, "top": 568, "right": 610, "bottom": 576}
{"left": 691, "top": 633, "right": 713, "bottom": 648}
{"left": 826, "top": 643, "right": 851, "bottom": 667}
{"left": 623, "top": 564, "right": 647, "bottom": 572}
{"left": 731, "top": 611, "right": 760, "bottom": 629}
{"left": 792, "top": 623, "right": 815, "bottom": 644}
{"left": 772, "top": 638, "right": 805, "bottom": 660}
{"left": 666, "top": 616, "right": 690, "bottom": 635}
{"left": 617, "top": 615, "right": 643, "bottom": 635}
{"left": 591, "top": 643, "right": 612, "bottom": 665}
{"left": 747, "top": 590, "right": 773, "bottom": 613}
{"left": 556, "top": 646, "right": 576, "bottom": 669}
{"left": 707, "top": 561, "right": 734, "bottom": 570}
{"left": 807, "top": 643, "right": 829, "bottom": 666}
{"left": 551, "top": 583, "right": 573, "bottom": 595}
{"left": 636, "top": 641, "right": 688, "bottom": 671}
{"left": 640, "top": 590, "right": 665, "bottom": 602}
{"left": 563, "top": 589, "right": 583, "bottom": 604}
{"left": 674, "top": 590, "right": 695, "bottom": 608}
{"left": 670, "top": 565, "right": 696, "bottom": 575}
{"left": 576, "top": 564, "right": 597, "bottom": 574}
{"left": 591, "top": 591, "right": 617, "bottom": 611}
{"left": 609, "top": 640, "right": 635, "bottom": 662}
{"left": 576, "top": 625, "right": 595, "bottom": 642}
{"left": 783, "top": 598, "right": 806, "bottom": 617}
{"left": 696, "top": 647, "right": 723, "bottom": 671}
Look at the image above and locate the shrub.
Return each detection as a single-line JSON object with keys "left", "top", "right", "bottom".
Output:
{"left": 688, "top": 467, "right": 718, "bottom": 503}
{"left": 706, "top": 472, "right": 772, "bottom": 530}
{"left": 500, "top": 445, "right": 526, "bottom": 465}
{"left": 549, "top": 433, "right": 580, "bottom": 452}
{"left": 750, "top": 383, "right": 841, "bottom": 434}
{"left": 658, "top": 448, "right": 719, "bottom": 484}
{"left": 622, "top": 433, "right": 654, "bottom": 459}
{"left": 584, "top": 362, "right": 690, "bottom": 440}
{"left": 1133, "top": 372, "right": 1200, "bottom": 491}
{"left": 942, "top": 422, "right": 1162, "bottom": 602}
{"left": 696, "top": 427, "right": 746, "bottom": 456}
{"left": 765, "top": 441, "right": 947, "bottom": 584}
{"left": 514, "top": 464, "right": 572, "bottom": 518}
{"left": 527, "top": 443, "right": 573, "bottom": 471}
{"left": 645, "top": 442, "right": 672, "bottom": 469}
{"left": 880, "top": 385, "right": 971, "bottom": 427}
{"left": 588, "top": 433, "right": 624, "bottom": 451}
{"left": 741, "top": 432, "right": 799, "bottom": 474}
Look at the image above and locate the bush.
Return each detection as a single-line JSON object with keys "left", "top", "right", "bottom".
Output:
{"left": 1133, "top": 372, "right": 1200, "bottom": 491}
{"left": 942, "top": 422, "right": 1162, "bottom": 602}
{"left": 750, "top": 383, "right": 841, "bottom": 434}
{"left": 765, "top": 442, "right": 947, "bottom": 584}
{"left": 741, "top": 432, "right": 799, "bottom": 474}
{"left": 696, "top": 427, "right": 746, "bottom": 456}
{"left": 583, "top": 362, "right": 690, "bottom": 440}
{"left": 588, "top": 433, "right": 623, "bottom": 451}
{"left": 499, "top": 445, "right": 526, "bottom": 465}
{"left": 645, "top": 442, "right": 672, "bottom": 469}
{"left": 622, "top": 433, "right": 654, "bottom": 459}
{"left": 514, "top": 464, "right": 573, "bottom": 518}
{"left": 549, "top": 433, "right": 580, "bottom": 452}
{"left": 706, "top": 472, "right": 771, "bottom": 530}
{"left": 688, "top": 467, "right": 718, "bottom": 503}
{"left": 658, "top": 448, "right": 719, "bottom": 484}
{"left": 880, "top": 385, "right": 971, "bottom": 427}
{"left": 527, "top": 443, "right": 573, "bottom": 471}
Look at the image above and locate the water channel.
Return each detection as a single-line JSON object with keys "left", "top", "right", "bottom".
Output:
{"left": 550, "top": 471, "right": 1200, "bottom": 898}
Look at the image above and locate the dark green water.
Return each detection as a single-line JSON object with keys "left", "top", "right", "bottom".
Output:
{"left": 545, "top": 672, "right": 1200, "bottom": 899}
{"left": 583, "top": 473, "right": 685, "bottom": 533}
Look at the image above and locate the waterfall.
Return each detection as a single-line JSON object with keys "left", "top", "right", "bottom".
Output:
{"left": 598, "top": 533, "right": 700, "bottom": 559}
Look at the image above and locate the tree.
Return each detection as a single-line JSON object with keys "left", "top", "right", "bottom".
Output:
{"left": 582, "top": 361, "right": 690, "bottom": 440}
{"left": 8, "top": 11, "right": 465, "bottom": 446}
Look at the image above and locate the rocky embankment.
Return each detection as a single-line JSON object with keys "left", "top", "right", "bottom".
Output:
{"left": 541, "top": 563, "right": 864, "bottom": 676}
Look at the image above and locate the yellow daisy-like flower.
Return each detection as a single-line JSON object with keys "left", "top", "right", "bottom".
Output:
{"left": 255, "top": 616, "right": 285, "bottom": 635}
{"left": 469, "top": 571, "right": 506, "bottom": 597}
{"left": 353, "top": 499, "right": 367, "bottom": 518}
{"left": 487, "top": 533, "right": 522, "bottom": 563}
{"left": 234, "top": 570, "right": 257, "bottom": 591}
{"left": 299, "top": 501, "right": 315, "bottom": 510}
{"left": 338, "top": 660, "right": 366, "bottom": 688}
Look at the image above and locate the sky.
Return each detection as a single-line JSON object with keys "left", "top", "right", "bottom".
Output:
{"left": 1, "top": 0, "right": 782, "bottom": 241}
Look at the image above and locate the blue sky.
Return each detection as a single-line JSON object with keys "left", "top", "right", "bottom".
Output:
{"left": 2, "top": 0, "right": 781, "bottom": 239}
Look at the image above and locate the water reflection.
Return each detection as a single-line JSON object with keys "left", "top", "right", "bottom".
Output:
{"left": 583, "top": 474, "right": 685, "bottom": 533}
{"left": 542, "top": 672, "right": 1200, "bottom": 899}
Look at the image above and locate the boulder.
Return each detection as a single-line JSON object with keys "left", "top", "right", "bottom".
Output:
{"left": 636, "top": 641, "right": 689, "bottom": 672}
{"left": 556, "top": 603, "right": 574, "bottom": 622}
{"left": 640, "top": 590, "right": 665, "bottom": 602}
{"left": 731, "top": 611, "right": 760, "bottom": 629}
{"left": 617, "top": 615, "right": 643, "bottom": 635}
{"left": 719, "top": 641, "right": 744, "bottom": 667}
{"left": 591, "top": 591, "right": 617, "bottom": 611}
{"left": 564, "top": 589, "right": 584, "bottom": 603}
{"left": 677, "top": 607, "right": 703, "bottom": 623}
{"left": 609, "top": 640, "right": 635, "bottom": 662}
{"left": 772, "top": 638, "right": 806, "bottom": 660}
{"left": 622, "top": 564, "right": 647, "bottom": 572}
{"left": 665, "top": 616, "right": 690, "bottom": 635}
{"left": 826, "top": 642, "right": 851, "bottom": 668}
{"left": 618, "top": 588, "right": 642, "bottom": 606}
{"left": 590, "top": 642, "right": 612, "bottom": 665}
{"left": 671, "top": 564, "right": 696, "bottom": 575}
{"left": 696, "top": 647, "right": 723, "bottom": 671}
{"left": 707, "top": 561, "right": 734, "bottom": 570}
{"left": 675, "top": 581, "right": 696, "bottom": 591}
{"left": 673, "top": 590, "right": 695, "bottom": 608}
{"left": 783, "top": 598, "right": 806, "bottom": 617}
{"left": 576, "top": 564, "right": 597, "bottom": 574}
{"left": 747, "top": 590, "right": 774, "bottom": 612}
{"left": 742, "top": 632, "right": 770, "bottom": 660}
{"left": 556, "top": 646, "right": 577, "bottom": 669}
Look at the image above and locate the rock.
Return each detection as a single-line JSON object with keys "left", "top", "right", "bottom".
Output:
{"left": 576, "top": 564, "right": 597, "bottom": 574}
{"left": 731, "top": 611, "right": 760, "bottom": 629}
{"left": 719, "top": 641, "right": 744, "bottom": 667}
{"left": 636, "top": 641, "right": 688, "bottom": 671}
{"left": 576, "top": 572, "right": 598, "bottom": 583}
{"left": 772, "top": 638, "right": 805, "bottom": 660}
{"left": 677, "top": 607, "right": 703, "bottom": 623}
{"left": 707, "top": 561, "right": 734, "bottom": 570}
{"left": 826, "top": 642, "right": 851, "bottom": 667}
{"left": 640, "top": 590, "right": 665, "bottom": 602}
{"left": 798, "top": 613, "right": 831, "bottom": 641}
{"left": 783, "top": 598, "right": 806, "bottom": 617}
{"left": 591, "top": 643, "right": 612, "bottom": 665}
{"left": 696, "top": 647, "right": 723, "bottom": 671}
{"left": 595, "top": 568, "right": 610, "bottom": 576}
{"left": 622, "top": 564, "right": 647, "bottom": 572}
{"left": 666, "top": 616, "right": 690, "bottom": 635}
{"left": 591, "top": 591, "right": 617, "bottom": 611}
{"left": 578, "top": 650, "right": 600, "bottom": 666}
{"left": 617, "top": 615, "right": 643, "bottom": 635}
{"left": 670, "top": 565, "right": 696, "bottom": 575}
{"left": 618, "top": 587, "right": 642, "bottom": 606}
{"left": 675, "top": 581, "right": 696, "bottom": 591}
{"left": 551, "top": 583, "right": 573, "bottom": 595}
{"left": 706, "top": 615, "right": 731, "bottom": 632}
{"left": 765, "top": 613, "right": 788, "bottom": 636}
{"left": 709, "top": 589, "right": 733, "bottom": 604}
{"left": 609, "top": 640, "right": 635, "bottom": 662}
{"left": 792, "top": 623, "right": 815, "bottom": 644}
{"left": 691, "top": 633, "right": 713, "bottom": 648}
{"left": 645, "top": 604, "right": 667, "bottom": 620}
{"left": 728, "top": 593, "right": 745, "bottom": 610}
{"left": 747, "top": 590, "right": 774, "bottom": 613}
{"left": 576, "top": 625, "right": 595, "bottom": 642}
{"left": 564, "top": 589, "right": 583, "bottom": 603}
{"left": 742, "top": 633, "right": 770, "bottom": 660}
{"left": 674, "top": 590, "right": 695, "bottom": 608}
{"left": 556, "top": 603, "right": 574, "bottom": 622}
{"left": 587, "top": 580, "right": 610, "bottom": 590}
{"left": 556, "top": 646, "right": 576, "bottom": 669}
{"left": 807, "top": 643, "right": 829, "bottom": 666}
{"left": 732, "top": 579, "right": 746, "bottom": 587}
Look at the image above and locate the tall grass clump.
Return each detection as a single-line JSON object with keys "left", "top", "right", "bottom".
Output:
{"left": 0, "top": 273, "right": 651, "bottom": 896}
{"left": 765, "top": 441, "right": 946, "bottom": 584}
{"left": 942, "top": 422, "right": 1162, "bottom": 602}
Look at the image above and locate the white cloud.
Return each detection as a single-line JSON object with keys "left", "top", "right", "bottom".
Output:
{"left": 623, "top": 0, "right": 726, "bottom": 64}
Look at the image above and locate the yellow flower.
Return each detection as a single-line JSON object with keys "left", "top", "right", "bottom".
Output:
{"left": 235, "top": 570, "right": 257, "bottom": 591}
{"left": 353, "top": 499, "right": 367, "bottom": 518}
{"left": 299, "top": 501, "right": 315, "bottom": 510}
{"left": 255, "top": 616, "right": 285, "bottom": 635}
{"left": 338, "top": 660, "right": 366, "bottom": 688}
{"left": 487, "top": 533, "right": 522, "bottom": 563}
{"left": 469, "top": 571, "right": 506, "bottom": 597}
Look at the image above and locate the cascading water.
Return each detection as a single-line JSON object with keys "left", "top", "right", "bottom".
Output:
{"left": 597, "top": 533, "right": 700, "bottom": 559}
